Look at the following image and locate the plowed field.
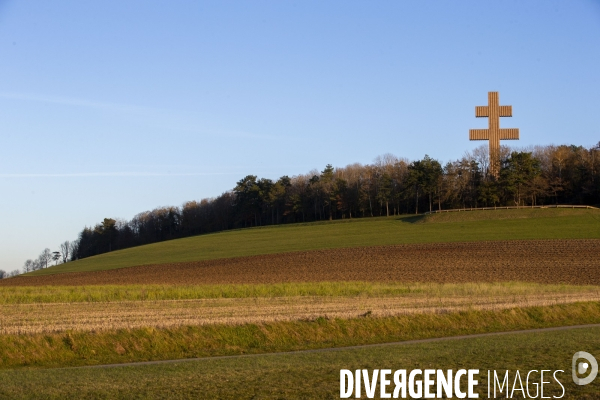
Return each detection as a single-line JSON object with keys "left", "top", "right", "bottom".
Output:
{"left": 4, "top": 239, "right": 600, "bottom": 286}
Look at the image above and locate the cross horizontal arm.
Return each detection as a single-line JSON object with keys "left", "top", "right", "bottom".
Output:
{"left": 475, "top": 106, "right": 488, "bottom": 117}
{"left": 469, "top": 129, "right": 490, "bottom": 140}
{"left": 476, "top": 105, "right": 512, "bottom": 117}
{"left": 499, "top": 106, "right": 512, "bottom": 117}
{"left": 499, "top": 128, "right": 519, "bottom": 140}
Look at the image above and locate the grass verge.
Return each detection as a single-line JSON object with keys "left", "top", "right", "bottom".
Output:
{"left": 0, "top": 327, "right": 599, "bottom": 399}
{"left": 1, "top": 281, "right": 597, "bottom": 303}
{"left": 1, "top": 301, "right": 600, "bottom": 370}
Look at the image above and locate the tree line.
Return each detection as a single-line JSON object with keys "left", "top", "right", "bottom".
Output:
{"left": 5, "top": 142, "right": 599, "bottom": 277}
{"left": 0, "top": 242, "right": 76, "bottom": 278}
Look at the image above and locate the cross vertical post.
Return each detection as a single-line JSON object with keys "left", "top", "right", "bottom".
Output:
{"left": 469, "top": 92, "right": 519, "bottom": 178}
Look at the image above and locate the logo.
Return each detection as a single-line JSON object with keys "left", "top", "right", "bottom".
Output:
{"left": 572, "top": 351, "right": 598, "bottom": 385}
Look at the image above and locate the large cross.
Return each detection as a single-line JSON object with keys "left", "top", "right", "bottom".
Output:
{"left": 469, "top": 91, "right": 519, "bottom": 178}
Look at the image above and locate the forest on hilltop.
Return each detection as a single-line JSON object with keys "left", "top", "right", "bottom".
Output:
{"left": 15, "top": 142, "right": 600, "bottom": 272}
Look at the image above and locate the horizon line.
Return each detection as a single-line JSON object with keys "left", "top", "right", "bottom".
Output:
{"left": 0, "top": 172, "right": 239, "bottom": 178}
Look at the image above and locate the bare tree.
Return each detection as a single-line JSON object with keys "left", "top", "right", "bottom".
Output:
{"left": 471, "top": 145, "right": 490, "bottom": 179}
{"left": 23, "top": 259, "right": 34, "bottom": 273}
{"left": 60, "top": 241, "right": 71, "bottom": 264}
{"left": 374, "top": 153, "right": 399, "bottom": 171}
{"left": 35, "top": 255, "right": 45, "bottom": 270}
{"left": 0, "top": 270, "right": 5, "bottom": 279}
{"left": 32, "top": 259, "right": 42, "bottom": 271}
{"left": 39, "top": 248, "right": 52, "bottom": 269}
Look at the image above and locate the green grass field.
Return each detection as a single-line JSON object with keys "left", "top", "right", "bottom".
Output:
{"left": 6, "top": 208, "right": 600, "bottom": 399}
{"left": 1, "top": 326, "right": 598, "bottom": 399}
{"left": 30, "top": 208, "right": 600, "bottom": 275}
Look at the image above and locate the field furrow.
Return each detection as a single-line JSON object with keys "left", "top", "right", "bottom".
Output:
{"left": 4, "top": 239, "right": 599, "bottom": 287}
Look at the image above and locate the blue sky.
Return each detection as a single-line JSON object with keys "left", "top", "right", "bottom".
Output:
{"left": 1, "top": 1, "right": 599, "bottom": 270}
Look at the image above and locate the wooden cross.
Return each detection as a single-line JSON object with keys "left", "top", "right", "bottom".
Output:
{"left": 469, "top": 91, "right": 519, "bottom": 177}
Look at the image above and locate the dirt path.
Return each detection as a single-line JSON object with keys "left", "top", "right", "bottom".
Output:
{"left": 3, "top": 239, "right": 600, "bottom": 286}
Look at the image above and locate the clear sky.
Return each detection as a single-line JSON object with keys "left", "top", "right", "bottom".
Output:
{"left": 1, "top": 0, "right": 599, "bottom": 271}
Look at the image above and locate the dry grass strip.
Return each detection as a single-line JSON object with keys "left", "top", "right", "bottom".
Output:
{"left": 3, "top": 292, "right": 599, "bottom": 335}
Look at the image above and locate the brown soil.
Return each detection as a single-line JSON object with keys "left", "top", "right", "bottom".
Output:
{"left": 3, "top": 239, "right": 600, "bottom": 286}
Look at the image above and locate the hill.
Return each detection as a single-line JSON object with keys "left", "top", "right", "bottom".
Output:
{"left": 6, "top": 239, "right": 600, "bottom": 286}
{"left": 27, "top": 208, "right": 600, "bottom": 276}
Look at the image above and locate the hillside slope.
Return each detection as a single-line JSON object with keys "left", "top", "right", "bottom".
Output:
{"left": 28, "top": 208, "right": 600, "bottom": 275}
{"left": 6, "top": 239, "right": 600, "bottom": 286}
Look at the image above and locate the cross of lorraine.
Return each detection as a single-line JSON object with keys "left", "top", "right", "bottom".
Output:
{"left": 469, "top": 91, "right": 519, "bottom": 178}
